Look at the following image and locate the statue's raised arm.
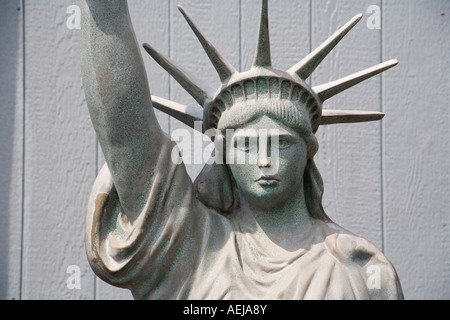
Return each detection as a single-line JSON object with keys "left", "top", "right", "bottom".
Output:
{"left": 80, "top": 0, "right": 168, "bottom": 221}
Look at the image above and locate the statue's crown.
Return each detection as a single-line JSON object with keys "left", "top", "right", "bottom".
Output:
{"left": 144, "top": 0, "right": 397, "bottom": 134}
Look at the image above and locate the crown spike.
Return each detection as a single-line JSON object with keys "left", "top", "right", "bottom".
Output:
{"left": 178, "top": 5, "right": 236, "bottom": 83}
{"left": 313, "top": 59, "right": 398, "bottom": 102}
{"left": 253, "top": 0, "right": 272, "bottom": 68}
{"left": 288, "top": 14, "right": 363, "bottom": 80}
{"left": 143, "top": 43, "right": 212, "bottom": 106}
{"left": 321, "top": 109, "right": 384, "bottom": 125}
{"left": 151, "top": 96, "right": 204, "bottom": 131}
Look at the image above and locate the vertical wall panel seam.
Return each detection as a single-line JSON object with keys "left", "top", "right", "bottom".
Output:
{"left": 380, "top": 0, "right": 386, "bottom": 254}
{"left": 168, "top": 0, "right": 172, "bottom": 133}
{"left": 94, "top": 137, "right": 98, "bottom": 301}
{"left": 238, "top": 0, "right": 242, "bottom": 72}
{"left": 308, "top": 0, "right": 312, "bottom": 87}
{"left": 19, "top": 0, "right": 25, "bottom": 301}
{"left": 94, "top": 2, "right": 100, "bottom": 297}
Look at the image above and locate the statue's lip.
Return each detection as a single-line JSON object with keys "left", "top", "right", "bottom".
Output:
{"left": 256, "top": 176, "right": 280, "bottom": 182}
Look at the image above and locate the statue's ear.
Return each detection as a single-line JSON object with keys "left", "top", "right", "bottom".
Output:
{"left": 194, "top": 161, "right": 237, "bottom": 215}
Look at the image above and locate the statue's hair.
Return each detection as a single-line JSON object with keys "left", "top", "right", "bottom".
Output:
{"left": 207, "top": 75, "right": 323, "bottom": 134}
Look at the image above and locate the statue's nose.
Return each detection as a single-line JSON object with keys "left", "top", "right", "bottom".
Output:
{"left": 258, "top": 151, "right": 271, "bottom": 168}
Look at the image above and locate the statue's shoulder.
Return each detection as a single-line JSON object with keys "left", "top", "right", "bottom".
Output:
{"left": 321, "top": 223, "right": 384, "bottom": 265}
{"left": 319, "top": 222, "right": 404, "bottom": 299}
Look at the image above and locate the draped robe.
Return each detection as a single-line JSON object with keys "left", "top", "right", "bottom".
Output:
{"left": 85, "top": 141, "right": 403, "bottom": 300}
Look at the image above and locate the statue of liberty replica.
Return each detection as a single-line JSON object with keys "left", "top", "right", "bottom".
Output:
{"left": 81, "top": 0, "right": 403, "bottom": 300}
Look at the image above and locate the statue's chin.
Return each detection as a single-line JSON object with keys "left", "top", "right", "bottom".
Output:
{"left": 238, "top": 182, "right": 293, "bottom": 211}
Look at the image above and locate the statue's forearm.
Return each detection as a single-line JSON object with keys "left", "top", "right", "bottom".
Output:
{"left": 80, "top": 0, "right": 156, "bottom": 141}
{"left": 81, "top": 0, "right": 167, "bottom": 220}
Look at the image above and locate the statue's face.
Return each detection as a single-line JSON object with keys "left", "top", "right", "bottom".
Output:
{"left": 225, "top": 115, "right": 307, "bottom": 210}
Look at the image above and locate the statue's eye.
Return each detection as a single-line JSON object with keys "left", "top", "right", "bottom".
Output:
{"left": 275, "top": 135, "right": 295, "bottom": 149}
{"left": 234, "top": 137, "right": 256, "bottom": 152}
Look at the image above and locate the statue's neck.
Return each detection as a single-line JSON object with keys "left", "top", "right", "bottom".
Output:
{"left": 238, "top": 185, "right": 315, "bottom": 251}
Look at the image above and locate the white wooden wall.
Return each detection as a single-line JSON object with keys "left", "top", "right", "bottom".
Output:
{"left": 0, "top": 0, "right": 448, "bottom": 300}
